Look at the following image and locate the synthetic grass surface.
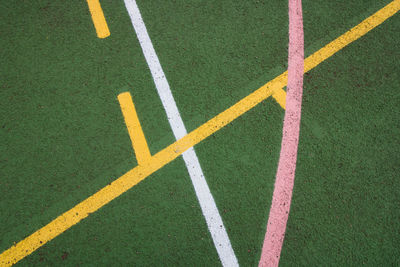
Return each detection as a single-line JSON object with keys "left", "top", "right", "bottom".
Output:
{"left": 0, "top": 0, "right": 399, "bottom": 265}
{"left": 282, "top": 12, "right": 400, "bottom": 265}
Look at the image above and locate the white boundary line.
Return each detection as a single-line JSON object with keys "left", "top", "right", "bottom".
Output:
{"left": 123, "top": 1, "right": 239, "bottom": 266}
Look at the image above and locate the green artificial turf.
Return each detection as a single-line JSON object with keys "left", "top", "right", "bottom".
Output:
{"left": 281, "top": 11, "right": 400, "bottom": 265}
{"left": 0, "top": 0, "right": 399, "bottom": 265}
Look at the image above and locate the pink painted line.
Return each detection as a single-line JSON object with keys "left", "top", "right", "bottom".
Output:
{"left": 258, "top": 0, "right": 304, "bottom": 266}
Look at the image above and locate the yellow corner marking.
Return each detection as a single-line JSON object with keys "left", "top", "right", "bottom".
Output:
{"left": 1, "top": 1, "right": 399, "bottom": 265}
{"left": 86, "top": 0, "right": 110, "bottom": 38}
{"left": 272, "top": 89, "right": 287, "bottom": 109}
{"left": 118, "top": 92, "right": 151, "bottom": 165}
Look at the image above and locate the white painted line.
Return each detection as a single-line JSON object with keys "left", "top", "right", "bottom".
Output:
{"left": 123, "top": 1, "right": 239, "bottom": 266}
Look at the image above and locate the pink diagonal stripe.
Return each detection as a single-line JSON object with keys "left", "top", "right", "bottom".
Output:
{"left": 258, "top": 0, "right": 304, "bottom": 266}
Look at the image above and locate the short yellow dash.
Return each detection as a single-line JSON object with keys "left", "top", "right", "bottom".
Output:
{"left": 86, "top": 0, "right": 110, "bottom": 38}
{"left": 118, "top": 92, "right": 151, "bottom": 165}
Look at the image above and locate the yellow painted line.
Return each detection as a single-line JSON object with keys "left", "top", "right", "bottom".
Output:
{"left": 118, "top": 92, "right": 151, "bottom": 165}
{"left": 271, "top": 0, "right": 400, "bottom": 110}
{"left": 1, "top": 1, "right": 399, "bottom": 265}
{"left": 0, "top": 75, "right": 282, "bottom": 266}
{"left": 304, "top": 0, "right": 400, "bottom": 73}
{"left": 86, "top": 0, "right": 110, "bottom": 38}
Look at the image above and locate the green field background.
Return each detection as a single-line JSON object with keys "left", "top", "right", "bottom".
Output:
{"left": 0, "top": 0, "right": 399, "bottom": 265}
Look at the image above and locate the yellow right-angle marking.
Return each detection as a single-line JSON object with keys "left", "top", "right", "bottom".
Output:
{"left": 86, "top": 0, "right": 110, "bottom": 38}
{"left": 118, "top": 92, "right": 151, "bottom": 165}
{"left": 272, "top": 88, "right": 287, "bottom": 109}
{"left": 1, "top": 0, "right": 399, "bottom": 265}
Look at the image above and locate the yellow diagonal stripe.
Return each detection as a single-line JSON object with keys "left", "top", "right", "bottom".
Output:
{"left": 118, "top": 92, "right": 152, "bottom": 165}
{"left": 86, "top": 0, "right": 110, "bottom": 38}
{"left": 304, "top": 0, "right": 400, "bottom": 73}
{"left": 272, "top": 0, "right": 400, "bottom": 109}
{"left": 1, "top": 1, "right": 399, "bottom": 265}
